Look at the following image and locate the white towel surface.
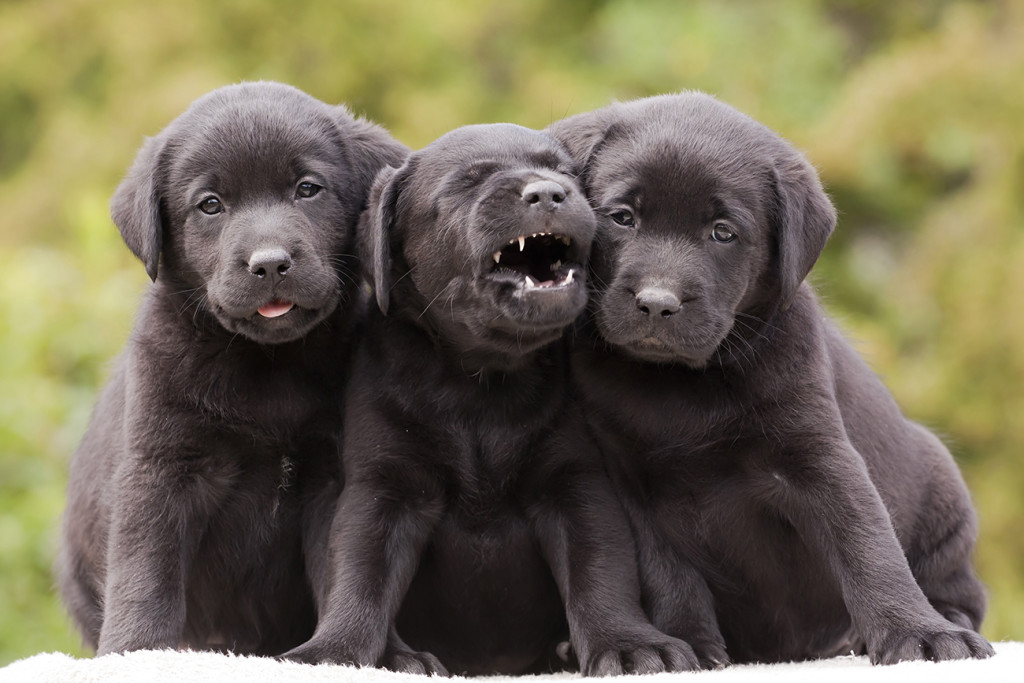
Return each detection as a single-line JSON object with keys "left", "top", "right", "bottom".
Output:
{"left": 3, "top": 643, "right": 1022, "bottom": 683}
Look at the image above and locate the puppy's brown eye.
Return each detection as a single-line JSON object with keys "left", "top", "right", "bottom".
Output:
{"left": 296, "top": 181, "right": 322, "bottom": 199}
{"left": 711, "top": 223, "right": 736, "bottom": 243}
{"left": 198, "top": 197, "right": 223, "bottom": 215}
{"left": 609, "top": 210, "right": 635, "bottom": 228}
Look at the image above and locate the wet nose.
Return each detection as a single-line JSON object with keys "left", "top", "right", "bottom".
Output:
{"left": 521, "top": 180, "right": 567, "bottom": 210}
{"left": 247, "top": 247, "right": 293, "bottom": 281}
{"left": 636, "top": 287, "right": 681, "bottom": 318}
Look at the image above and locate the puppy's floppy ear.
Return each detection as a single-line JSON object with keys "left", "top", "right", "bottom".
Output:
{"left": 546, "top": 110, "right": 619, "bottom": 184}
{"left": 110, "top": 134, "right": 166, "bottom": 281}
{"left": 771, "top": 153, "right": 837, "bottom": 308}
{"left": 359, "top": 160, "right": 414, "bottom": 315}
{"left": 333, "top": 106, "right": 410, "bottom": 201}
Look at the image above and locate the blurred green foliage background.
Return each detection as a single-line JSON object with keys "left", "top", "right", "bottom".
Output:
{"left": 1, "top": 0, "right": 1022, "bottom": 666}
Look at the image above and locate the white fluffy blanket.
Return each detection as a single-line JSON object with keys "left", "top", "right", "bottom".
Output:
{"left": 3, "top": 643, "right": 1022, "bottom": 683}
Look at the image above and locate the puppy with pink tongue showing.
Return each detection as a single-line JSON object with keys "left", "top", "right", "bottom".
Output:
{"left": 57, "top": 82, "right": 408, "bottom": 657}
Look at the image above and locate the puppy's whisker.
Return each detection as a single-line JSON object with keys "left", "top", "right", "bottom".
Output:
{"left": 191, "top": 294, "right": 209, "bottom": 327}
{"left": 331, "top": 270, "right": 357, "bottom": 289}
{"left": 734, "top": 312, "right": 781, "bottom": 338}
{"left": 446, "top": 292, "right": 458, "bottom": 324}
{"left": 726, "top": 333, "right": 758, "bottom": 370}
{"left": 170, "top": 285, "right": 205, "bottom": 298}
{"left": 588, "top": 271, "right": 609, "bottom": 290}
{"left": 416, "top": 287, "right": 450, "bottom": 321}
{"left": 389, "top": 266, "right": 416, "bottom": 295}
{"left": 223, "top": 331, "right": 243, "bottom": 354}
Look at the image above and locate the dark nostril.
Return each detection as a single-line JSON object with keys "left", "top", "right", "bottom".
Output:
{"left": 522, "top": 180, "right": 567, "bottom": 207}
{"left": 636, "top": 288, "right": 682, "bottom": 318}
{"left": 248, "top": 247, "right": 293, "bottom": 279}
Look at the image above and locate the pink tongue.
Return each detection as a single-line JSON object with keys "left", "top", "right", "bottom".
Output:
{"left": 257, "top": 301, "right": 294, "bottom": 318}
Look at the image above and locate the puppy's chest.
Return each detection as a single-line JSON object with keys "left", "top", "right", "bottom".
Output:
{"left": 187, "top": 358, "right": 339, "bottom": 436}
{"left": 443, "top": 427, "right": 535, "bottom": 519}
{"left": 193, "top": 438, "right": 305, "bottom": 514}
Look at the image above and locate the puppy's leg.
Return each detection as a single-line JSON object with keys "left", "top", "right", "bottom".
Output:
{"left": 773, "top": 437, "right": 993, "bottom": 664}
{"left": 530, "top": 462, "right": 701, "bottom": 675}
{"left": 631, "top": 518, "right": 728, "bottom": 668}
{"left": 299, "top": 472, "right": 343, "bottom": 611}
{"left": 917, "top": 560, "right": 987, "bottom": 632}
{"left": 97, "top": 455, "right": 207, "bottom": 654}
{"left": 281, "top": 474, "right": 442, "bottom": 667}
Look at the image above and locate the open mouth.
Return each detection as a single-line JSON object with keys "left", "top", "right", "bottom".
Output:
{"left": 489, "top": 232, "right": 576, "bottom": 290}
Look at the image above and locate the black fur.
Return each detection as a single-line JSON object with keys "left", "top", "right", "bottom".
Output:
{"left": 281, "top": 124, "right": 698, "bottom": 676}
{"left": 57, "top": 81, "right": 408, "bottom": 656}
{"left": 547, "top": 92, "right": 994, "bottom": 665}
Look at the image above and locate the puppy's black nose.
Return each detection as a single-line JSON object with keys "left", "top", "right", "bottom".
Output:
{"left": 636, "top": 288, "right": 681, "bottom": 317}
{"left": 248, "top": 247, "right": 293, "bottom": 280}
{"left": 522, "top": 180, "right": 566, "bottom": 209}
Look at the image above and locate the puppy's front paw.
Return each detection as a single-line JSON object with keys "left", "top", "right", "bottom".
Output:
{"left": 868, "top": 622, "right": 994, "bottom": 665}
{"left": 582, "top": 630, "right": 700, "bottom": 675}
{"left": 382, "top": 646, "right": 449, "bottom": 676}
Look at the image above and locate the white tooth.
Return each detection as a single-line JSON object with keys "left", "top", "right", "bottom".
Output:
{"left": 565, "top": 269, "right": 574, "bottom": 284}
{"left": 552, "top": 260, "right": 562, "bottom": 270}
{"left": 493, "top": 251, "right": 501, "bottom": 264}
{"left": 558, "top": 235, "right": 571, "bottom": 246}
{"left": 525, "top": 275, "right": 537, "bottom": 288}
{"left": 518, "top": 236, "right": 526, "bottom": 251}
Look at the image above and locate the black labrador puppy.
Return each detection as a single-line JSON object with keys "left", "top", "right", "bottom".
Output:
{"left": 57, "top": 81, "right": 408, "bottom": 656}
{"left": 281, "top": 124, "right": 697, "bottom": 676}
{"left": 547, "top": 93, "right": 994, "bottom": 665}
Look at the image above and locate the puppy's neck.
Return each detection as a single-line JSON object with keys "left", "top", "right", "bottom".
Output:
{"left": 713, "top": 302, "right": 787, "bottom": 373}
{"left": 371, "top": 310, "right": 564, "bottom": 381}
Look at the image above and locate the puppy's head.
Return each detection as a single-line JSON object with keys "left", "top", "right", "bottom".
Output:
{"left": 362, "top": 124, "right": 595, "bottom": 360}
{"left": 111, "top": 81, "right": 408, "bottom": 344}
{"left": 548, "top": 93, "right": 836, "bottom": 367}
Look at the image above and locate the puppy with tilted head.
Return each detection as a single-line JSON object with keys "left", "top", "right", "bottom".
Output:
{"left": 281, "top": 124, "right": 698, "bottom": 676}
{"left": 57, "top": 82, "right": 408, "bottom": 656}
{"left": 547, "top": 93, "right": 993, "bottom": 666}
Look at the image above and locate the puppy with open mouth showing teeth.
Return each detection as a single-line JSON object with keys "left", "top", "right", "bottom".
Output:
{"left": 548, "top": 93, "right": 994, "bottom": 667}
{"left": 281, "top": 124, "right": 698, "bottom": 676}
{"left": 56, "top": 82, "right": 408, "bottom": 656}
